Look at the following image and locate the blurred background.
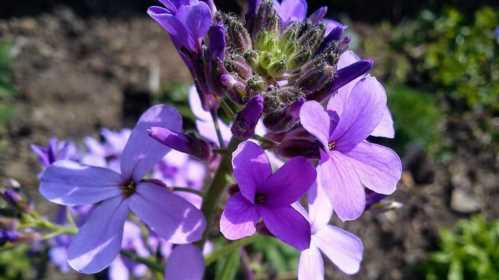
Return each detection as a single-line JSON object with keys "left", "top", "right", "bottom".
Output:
{"left": 0, "top": 0, "right": 497, "bottom": 279}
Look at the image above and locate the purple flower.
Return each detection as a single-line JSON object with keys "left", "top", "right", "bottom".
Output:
{"left": 164, "top": 244, "right": 205, "bottom": 280}
{"left": 82, "top": 129, "right": 132, "bottom": 171}
{"left": 31, "top": 138, "right": 79, "bottom": 168}
{"left": 297, "top": 183, "right": 363, "bottom": 279}
{"left": 231, "top": 95, "right": 264, "bottom": 140}
{"left": 220, "top": 141, "right": 316, "bottom": 250}
{"left": 299, "top": 76, "right": 402, "bottom": 221}
{"left": 39, "top": 105, "right": 206, "bottom": 274}
{"left": 273, "top": 0, "right": 307, "bottom": 27}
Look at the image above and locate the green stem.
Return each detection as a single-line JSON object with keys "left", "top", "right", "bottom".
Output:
{"left": 210, "top": 109, "right": 226, "bottom": 149}
{"left": 199, "top": 137, "right": 240, "bottom": 245}
{"left": 204, "top": 236, "right": 261, "bottom": 266}
{"left": 220, "top": 99, "right": 236, "bottom": 119}
{"left": 121, "top": 250, "right": 163, "bottom": 273}
{"left": 171, "top": 187, "right": 204, "bottom": 197}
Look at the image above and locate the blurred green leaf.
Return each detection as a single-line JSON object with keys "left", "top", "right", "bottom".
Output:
{"left": 215, "top": 248, "right": 241, "bottom": 280}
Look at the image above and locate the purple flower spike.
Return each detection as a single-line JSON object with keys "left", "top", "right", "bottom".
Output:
{"left": 297, "top": 183, "right": 364, "bottom": 279}
{"left": 232, "top": 95, "right": 264, "bottom": 140}
{"left": 31, "top": 138, "right": 79, "bottom": 169}
{"left": 165, "top": 244, "right": 205, "bottom": 280}
{"left": 220, "top": 141, "right": 316, "bottom": 250}
{"left": 39, "top": 105, "right": 206, "bottom": 274}
{"left": 300, "top": 77, "right": 402, "bottom": 221}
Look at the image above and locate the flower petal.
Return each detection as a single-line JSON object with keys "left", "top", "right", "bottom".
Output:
{"left": 232, "top": 141, "right": 272, "bottom": 203}
{"left": 314, "top": 225, "right": 363, "bottom": 275}
{"left": 345, "top": 141, "right": 402, "bottom": 195}
{"left": 299, "top": 101, "right": 330, "bottom": 148}
{"left": 220, "top": 193, "right": 259, "bottom": 240}
{"left": 308, "top": 182, "right": 333, "bottom": 230}
{"left": 147, "top": 6, "right": 194, "bottom": 51}
{"left": 262, "top": 157, "right": 316, "bottom": 207}
{"left": 120, "top": 105, "right": 182, "bottom": 181}
{"left": 67, "top": 196, "right": 129, "bottom": 274}
{"left": 318, "top": 151, "right": 365, "bottom": 221}
{"left": 188, "top": 86, "right": 231, "bottom": 145}
{"left": 298, "top": 246, "right": 324, "bottom": 280}
{"left": 165, "top": 244, "right": 205, "bottom": 280}
{"left": 40, "top": 160, "right": 122, "bottom": 206}
{"left": 129, "top": 182, "right": 206, "bottom": 244}
{"left": 260, "top": 206, "right": 311, "bottom": 251}
{"left": 176, "top": 1, "right": 212, "bottom": 43}
{"left": 330, "top": 76, "right": 387, "bottom": 152}
{"left": 274, "top": 0, "right": 308, "bottom": 26}
{"left": 370, "top": 108, "right": 395, "bottom": 138}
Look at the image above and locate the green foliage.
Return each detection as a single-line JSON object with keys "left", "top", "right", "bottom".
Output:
{"left": 387, "top": 85, "right": 444, "bottom": 154}
{"left": 215, "top": 248, "right": 241, "bottom": 280}
{"left": 0, "top": 245, "right": 32, "bottom": 280}
{"left": 395, "top": 7, "right": 499, "bottom": 113}
{"left": 251, "top": 235, "right": 299, "bottom": 279}
{"left": 419, "top": 216, "right": 499, "bottom": 280}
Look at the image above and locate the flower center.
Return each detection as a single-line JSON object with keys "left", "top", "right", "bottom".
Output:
{"left": 121, "top": 180, "right": 136, "bottom": 198}
{"left": 255, "top": 193, "right": 266, "bottom": 204}
{"left": 328, "top": 141, "right": 336, "bottom": 151}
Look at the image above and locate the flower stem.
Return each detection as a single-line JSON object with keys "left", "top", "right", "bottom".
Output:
{"left": 171, "top": 187, "right": 204, "bottom": 197}
{"left": 204, "top": 236, "right": 260, "bottom": 265}
{"left": 210, "top": 109, "right": 226, "bottom": 149}
{"left": 199, "top": 137, "right": 240, "bottom": 245}
{"left": 121, "top": 250, "right": 163, "bottom": 273}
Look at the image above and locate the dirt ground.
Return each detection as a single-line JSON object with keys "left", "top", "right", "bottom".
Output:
{"left": 0, "top": 7, "right": 497, "bottom": 280}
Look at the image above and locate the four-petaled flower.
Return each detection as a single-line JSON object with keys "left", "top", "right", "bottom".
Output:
{"left": 300, "top": 74, "right": 402, "bottom": 221}
{"left": 39, "top": 105, "right": 206, "bottom": 274}
{"left": 220, "top": 141, "right": 316, "bottom": 250}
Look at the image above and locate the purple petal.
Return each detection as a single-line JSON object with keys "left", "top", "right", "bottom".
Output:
{"left": 148, "top": 127, "right": 191, "bottom": 154}
{"left": 308, "top": 6, "right": 327, "bottom": 24}
{"left": 299, "top": 101, "right": 330, "bottom": 148}
{"left": 260, "top": 206, "right": 311, "bottom": 250}
{"left": 147, "top": 6, "right": 195, "bottom": 51}
{"left": 208, "top": 24, "right": 225, "bottom": 61}
{"left": 67, "top": 196, "right": 129, "bottom": 274}
{"left": 159, "top": 0, "right": 178, "bottom": 12}
{"left": 120, "top": 105, "right": 182, "bottom": 182}
{"left": 40, "top": 160, "right": 122, "bottom": 206}
{"left": 109, "top": 257, "right": 130, "bottom": 280}
{"left": 331, "top": 60, "right": 373, "bottom": 94}
{"left": 323, "top": 19, "right": 347, "bottom": 37}
{"left": 176, "top": 1, "right": 212, "bottom": 42}
{"left": 307, "top": 182, "right": 333, "bottom": 230}
{"left": 232, "top": 141, "right": 272, "bottom": 203}
{"left": 314, "top": 225, "right": 363, "bottom": 275}
{"left": 232, "top": 95, "right": 264, "bottom": 140}
{"left": 330, "top": 77, "right": 387, "bottom": 152}
{"left": 298, "top": 246, "right": 324, "bottom": 280}
{"left": 318, "top": 152, "right": 365, "bottom": 221}
{"left": 261, "top": 157, "right": 316, "bottom": 207}
{"left": 129, "top": 182, "right": 206, "bottom": 244}
{"left": 274, "top": 0, "right": 308, "bottom": 26}
{"left": 164, "top": 245, "right": 204, "bottom": 280}
{"left": 220, "top": 193, "right": 259, "bottom": 240}
{"left": 345, "top": 141, "right": 402, "bottom": 195}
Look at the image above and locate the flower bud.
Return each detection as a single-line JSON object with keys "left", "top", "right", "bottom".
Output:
{"left": 148, "top": 127, "right": 212, "bottom": 160}
{"left": 225, "top": 56, "right": 253, "bottom": 80}
{"left": 220, "top": 74, "right": 247, "bottom": 104}
{"left": 263, "top": 98, "right": 304, "bottom": 132}
{"left": 308, "top": 7, "right": 328, "bottom": 24}
{"left": 252, "top": 0, "right": 280, "bottom": 38}
{"left": 294, "top": 64, "right": 335, "bottom": 94}
{"left": 224, "top": 14, "right": 252, "bottom": 52}
{"left": 231, "top": 95, "right": 264, "bottom": 140}
{"left": 297, "top": 24, "right": 326, "bottom": 54}
{"left": 1, "top": 186, "right": 32, "bottom": 213}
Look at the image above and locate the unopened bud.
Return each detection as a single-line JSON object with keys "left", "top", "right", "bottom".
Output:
{"left": 225, "top": 56, "right": 253, "bottom": 80}
{"left": 297, "top": 24, "right": 326, "bottom": 54}
{"left": 148, "top": 127, "right": 212, "bottom": 160}
{"left": 224, "top": 15, "right": 252, "bottom": 52}
{"left": 220, "top": 74, "right": 247, "bottom": 104}
{"left": 295, "top": 64, "right": 335, "bottom": 94}
{"left": 253, "top": 0, "right": 280, "bottom": 38}
{"left": 232, "top": 95, "right": 264, "bottom": 140}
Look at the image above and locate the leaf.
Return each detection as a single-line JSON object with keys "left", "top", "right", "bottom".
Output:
{"left": 215, "top": 248, "right": 240, "bottom": 280}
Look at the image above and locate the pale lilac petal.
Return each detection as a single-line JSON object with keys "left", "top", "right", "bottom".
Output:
{"left": 164, "top": 245, "right": 204, "bottom": 280}
{"left": 308, "top": 182, "right": 333, "bottom": 230}
{"left": 129, "top": 182, "right": 206, "bottom": 244}
{"left": 330, "top": 77, "right": 387, "bottom": 152}
{"left": 232, "top": 141, "right": 272, "bottom": 203}
{"left": 121, "top": 105, "right": 182, "bottom": 181}
{"left": 318, "top": 152, "right": 365, "bottom": 221}
{"left": 67, "top": 197, "right": 129, "bottom": 274}
{"left": 274, "top": 0, "right": 308, "bottom": 25}
{"left": 299, "top": 101, "right": 330, "bottom": 148}
{"left": 298, "top": 246, "right": 324, "bottom": 280}
{"left": 220, "top": 193, "right": 259, "bottom": 240}
{"left": 261, "top": 157, "right": 316, "bottom": 207}
{"left": 323, "top": 19, "right": 347, "bottom": 37}
{"left": 370, "top": 108, "right": 395, "bottom": 138}
{"left": 109, "top": 257, "right": 130, "bottom": 280}
{"left": 147, "top": 6, "right": 195, "bottom": 50}
{"left": 260, "top": 206, "right": 311, "bottom": 250}
{"left": 188, "top": 86, "right": 231, "bottom": 144}
{"left": 345, "top": 142, "right": 402, "bottom": 195}
{"left": 40, "top": 160, "right": 122, "bottom": 206}
{"left": 314, "top": 225, "right": 363, "bottom": 275}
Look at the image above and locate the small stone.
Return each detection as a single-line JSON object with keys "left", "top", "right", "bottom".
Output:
{"left": 450, "top": 189, "right": 481, "bottom": 214}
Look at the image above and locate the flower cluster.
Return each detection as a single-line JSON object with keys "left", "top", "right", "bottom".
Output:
{"left": 0, "top": 0, "right": 403, "bottom": 279}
